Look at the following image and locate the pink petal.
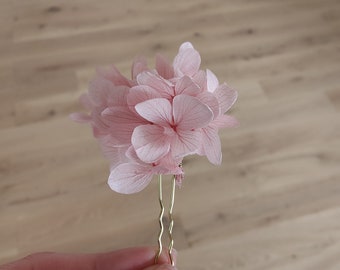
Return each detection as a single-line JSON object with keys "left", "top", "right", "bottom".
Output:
{"left": 127, "top": 85, "right": 162, "bottom": 109}
{"left": 155, "top": 54, "right": 174, "bottom": 80}
{"left": 106, "top": 86, "right": 129, "bottom": 108}
{"left": 89, "top": 78, "right": 128, "bottom": 108}
{"left": 175, "top": 171, "right": 184, "bottom": 187}
{"left": 206, "top": 69, "right": 219, "bottom": 92}
{"left": 131, "top": 56, "right": 148, "bottom": 80}
{"left": 102, "top": 107, "right": 143, "bottom": 125}
{"left": 69, "top": 112, "right": 91, "bottom": 123}
{"left": 201, "top": 127, "right": 222, "bottom": 165}
{"left": 96, "top": 65, "right": 132, "bottom": 87}
{"left": 99, "top": 137, "right": 129, "bottom": 166}
{"left": 175, "top": 76, "right": 201, "bottom": 96}
{"left": 179, "top": 42, "right": 194, "bottom": 50}
{"left": 173, "top": 45, "right": 201, "bottom": 77}
{"left": 214, "top": 83, "right": 238, "bottom": 113}
{"left": 125, "top": 145, "right": 179, "bottom": 169}
{"left": 192, "top": 70, "right": 207, "bottom": 90}
{"left": 211, "top": 114, "right": 239, "bottom": 129}
{"left": 171, "top": 129, "right": 201, "bottom": 158}
{"left": 135, "top": 98, "right": 172, "bottom": 127}
{"left": 132, "top": 124, "right": 171, "bottom": 163}
{"left": 173, "top": 95, "right": 213, "bottom": 130}
{"left": 91, "top": 109, "right": 111, "bottom": 137}
{"left": 125, "top": 145, "right": 144, "bottom": 164}
{"left": 137, "top": 71, "right": 174, "bottom": 98}
{"left": 88, "top": 78, "right": 112, "bottom": 106}
{"left": 154, "top": 153, "right": 183, "bottom": 175}
{"left": 108, "top": 163, "right": 153, "bottom": 194}
{"left": 79, "top": 93, "right": 93, "bottom": 110}
{"left": 196, "top": 91, "right": 220, "bottom": 118}
{"left": 102, "top": 107, "right": 147, "bottom": 145}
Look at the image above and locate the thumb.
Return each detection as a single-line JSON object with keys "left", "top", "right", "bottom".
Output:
{"left": 143, "top": 249, "right": 178, "bottom": 270}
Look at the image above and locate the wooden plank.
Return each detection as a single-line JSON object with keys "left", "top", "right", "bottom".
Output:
{"left": 0, "top": 0, "right": 340, "bottom": 269}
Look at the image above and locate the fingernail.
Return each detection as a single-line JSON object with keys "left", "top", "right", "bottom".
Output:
{"left": 170, "top": 249, "right": 178, "bottom": 265}
{"left": 156, "top": 248, "right": 178, "bottom": 265}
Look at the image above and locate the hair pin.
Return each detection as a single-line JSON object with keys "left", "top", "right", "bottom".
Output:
{"left": 71, "top": 42, "right": 238, "bottom": 265}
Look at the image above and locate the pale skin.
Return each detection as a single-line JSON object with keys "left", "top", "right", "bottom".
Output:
{"left": 0, "top": 247, "right": 177, "bottom": 270}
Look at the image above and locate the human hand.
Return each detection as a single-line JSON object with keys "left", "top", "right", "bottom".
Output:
{"left": 0, "top": 246, "right": 177, "bottom": 270}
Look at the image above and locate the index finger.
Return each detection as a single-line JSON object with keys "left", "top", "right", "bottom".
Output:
{"left": 0, "top": 247, "right": 172, "bottom": 270}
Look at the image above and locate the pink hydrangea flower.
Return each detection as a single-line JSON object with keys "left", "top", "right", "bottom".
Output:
{"left": 132, "top": 94, "right": 214, "bottom": 163}
{"left": 71, "top": 42, "right": 238, "bottom": 194}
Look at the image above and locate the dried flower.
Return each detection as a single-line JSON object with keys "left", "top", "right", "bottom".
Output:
{"left": 71, "top": 42, "right": 238, "bottom": 194}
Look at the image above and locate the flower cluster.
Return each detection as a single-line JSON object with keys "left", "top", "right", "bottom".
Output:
{"left": 71, "top": 42, "right": 238, "bottom": 194}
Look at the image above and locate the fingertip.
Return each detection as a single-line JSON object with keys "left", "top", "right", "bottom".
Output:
{"left": 171, "top": 249, "right": 178, "bottom": 265}
{"left": 143, "top": 264, "right": 178, "bottom": 270}
{"left": 155, "top": 248, "right": 178, "bottom": 266}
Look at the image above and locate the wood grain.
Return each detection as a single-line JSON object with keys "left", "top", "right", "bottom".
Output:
{"left": 1, "top": 0, "right": 340, "bottom": 269}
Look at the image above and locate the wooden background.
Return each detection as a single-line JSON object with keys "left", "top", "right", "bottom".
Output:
{"left": 1, "top": 0, "right": 340, "bottom": 269}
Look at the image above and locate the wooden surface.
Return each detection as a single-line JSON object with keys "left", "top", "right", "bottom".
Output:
{"left": 1, "top": 0, "right": 340, "bottom": 269}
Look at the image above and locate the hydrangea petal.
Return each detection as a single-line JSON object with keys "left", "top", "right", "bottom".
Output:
{"left": 175, "top": 76, "right": 201, "bottom": 96}
{"left": 99, "top": 137, "right": 129, "bottom": 167}
{"left": 201, "top": 127, "right": 222, "bottom": 165}
{"left": 172, "top": 129, "right": 201, "bottom": 158}
{"left": 173, "top": 44, "right": 201, "bottom": 77}
{"left": 135, "top": 98, "right": 172, "bottom": 126}
{"left": 154, "top": 153, "right": 183, "bottom": 175}
{"left": 193, "top": 70, "right": 207, "bottom": 90}
{"left": 91, "top": 110, "right": 111, "bottom": 137}
{"left": 96, "top": 65, "right": 132, "bottom": 87}
{"left": 125, "top": 145, "right": 143, "bottom": 164}
{"left": 196, "top": 91, "right": 220, "bottom": 118}
{"left": 102, "top": 107, "right": 147, "bottom": 145}
{"left": 173, "top": 95, "right": 213, "bottom": 130}
{"left": 132, "top": 56, "right": 148, "bottom": 80}
{"left": 127, "top": 85, "right": 162, "bottom": 109}
{"left": 69, "top": 112, "right": 91, "bottom": 123}
{"left": 79, "top": 93, "right": 93, "bottom": 110}
{"left": 179, "top": 42, "right": 194, "bottom": 50}
{"left": 156, "top": 54, "right": 174, "bottom": 80}
{"left": 212, "top": 114, "right": 239, "bottom": 129}
{"left": 132, "top": 124, "right": 171, "bottom": 163}
{"left": 214, "top": 83, "right": 238, "bottom": 113}
{"left": 89, "top": 79, "right": 128, "bottom": 107}
{"left": 206, "top": 69, "right": 219, "bottom": 92}
{"left": 108, "top": 163, "right": 153, "bottom": 194}
{"left": 137, "top": 71, "right": 174, "bottom": 98}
